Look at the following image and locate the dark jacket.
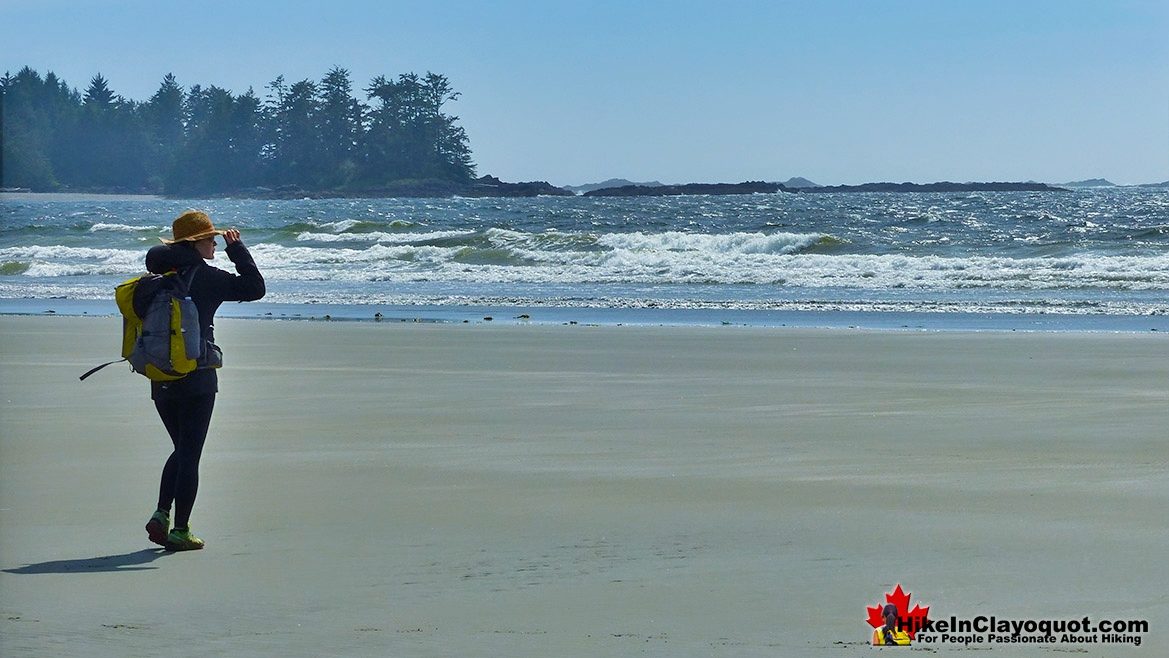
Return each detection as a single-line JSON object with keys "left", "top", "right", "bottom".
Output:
{"left": 145, "top": 240, "right": 265, "bottom": 399}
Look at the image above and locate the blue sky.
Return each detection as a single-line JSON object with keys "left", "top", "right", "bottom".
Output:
{"left": 3, "top": 0, "right": 1167, "bottom": 185}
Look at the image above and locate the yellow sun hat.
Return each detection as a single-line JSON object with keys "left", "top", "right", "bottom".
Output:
{"left": 161, "top": 210, "right": 226, "bottom": 244}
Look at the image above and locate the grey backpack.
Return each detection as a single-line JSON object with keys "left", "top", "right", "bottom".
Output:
{"left": 81, "top": 267, "right": 213, "bottom": 381}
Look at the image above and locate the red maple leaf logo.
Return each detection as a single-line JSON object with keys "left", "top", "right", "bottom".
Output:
{"left": 866, "top": 584, "right": 930, "bottom": 639}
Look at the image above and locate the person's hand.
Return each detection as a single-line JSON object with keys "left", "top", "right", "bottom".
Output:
{"left": 223, "top": 228, "right": 241, "bottom": 245}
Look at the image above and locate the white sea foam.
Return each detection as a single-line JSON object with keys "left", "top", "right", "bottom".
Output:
{"left": 295, "top": 229, "right": 475, "bottom": 243}
{"left": 240, "top": 242, "right": 1169, "bottom": 290}
{"left": 3, "top": 245, "right": 142, "bottom": 276}
{"left": 8, "top": 240, "right": 1169, "bottom": 292}
{"left": 88, "top": 222, "right": 158, "bottom": 233}
{"left": 1, "top": 245, "right": 137, "bottom": 261}
{"left": 5, "top": 191, "right": 1168, "bottom": 318}
{"left": 318, "top": 219, "right": 363, "bottom": 232}
{"left": 596, "top": 230, "right": 827, "bottom": 255}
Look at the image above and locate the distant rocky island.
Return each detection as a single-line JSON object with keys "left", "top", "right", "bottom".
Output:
{"left": 231, "top": 178, "right": 1083, "bottom": 199}
{"left": 578, "top": 179, "right": 1066, "bottom": 197}
{"left": 584, "top": 181, "right": 781, "bottom": 197}
{"left": 780, "top": 177, "right": 820, "bottom": 189}
{"left": 234, "top": 175, "right": 574, "bottom": 199}
{"left": 31, "top": 176, "right": 1156, "bottom": 201}
{"left": 462, "top": 175, "right": 574, "bottom": 197}
{"left": 796, "top": 181, "right": 1066, "bottom": 193}
{"left": 1061, "top": 178, "right": 1169, "bottom": 189}
{"left": 1063, "top": 178, "right": 1116, "bottom": 188}
{"left": 564, "top": 178, "right": 665, "bottom": 195}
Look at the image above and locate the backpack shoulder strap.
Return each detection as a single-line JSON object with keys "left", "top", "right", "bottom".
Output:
{"left": 177, "top": 264, "right": 200, "bottom": 294}
{"left": 79, "top": 357, "right": 126, "bottom": 381}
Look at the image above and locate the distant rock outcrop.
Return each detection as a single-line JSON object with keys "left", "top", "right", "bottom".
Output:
{"left": 462, "top": 175, "right": 574, "bottom": 197}
{"left": 564, "top": 178, "right": 665, "bottom": 195}
{"left": 782, "top": 177, "right": 820, "bottom": 189}
{"left": 583, "top": 181, "right": 782, "bottom": 197}
{"left": 233, "top": 176, "right": 573, "bottom": 199}
{"left": 1063, "top": 178, "right": 1116, "bottom": 188}
{"left": 798, "top": 181, "right": 1066, "bottom": 193}
{"left": 1137, "top": 181, "right": 1169, "bottom": 189}
{"left": 225, "top": 177, "right": 1083, "bottom": 199}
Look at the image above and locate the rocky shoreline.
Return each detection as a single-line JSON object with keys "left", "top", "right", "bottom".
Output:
{"left": 214, "top": 175, "right": 575, "bottom": 199}
{"left": 7, "top": 177, "right": 1091, "bottom": 200}
{"left": 581, "top": 180, "right": 1068, "bottom": 197}
{"left": 583, "top": 181, "right": 781, "bottom": 197}
{"left": 797, "top": 181, "right": 1067, "bottom": 193}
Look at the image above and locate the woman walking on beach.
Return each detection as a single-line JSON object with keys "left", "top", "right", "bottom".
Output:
{"left": 143, "top": 210, "right": 265, "bottom": 551}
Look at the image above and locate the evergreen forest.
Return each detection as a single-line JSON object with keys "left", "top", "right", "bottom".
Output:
{"left": 0, "top": 66, "right": 476, "bottom": 195}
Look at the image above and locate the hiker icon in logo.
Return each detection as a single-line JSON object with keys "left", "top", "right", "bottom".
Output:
{"left": 872, "top": 603, "right": 912, "bottom": 646}
{"left": 866, "top": 584, "right": 929, "bottom": 646}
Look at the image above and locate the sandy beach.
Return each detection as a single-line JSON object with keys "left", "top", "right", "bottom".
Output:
{"left": 1, "top": 315, "right": 1166, "bottom": 656}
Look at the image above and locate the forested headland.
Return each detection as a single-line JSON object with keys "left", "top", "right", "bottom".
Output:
{"left": 4, "top": 66, "right": 1089, "bottom": 199}
{"left": 1, "top": 66, "right": 486, "bottom": 196}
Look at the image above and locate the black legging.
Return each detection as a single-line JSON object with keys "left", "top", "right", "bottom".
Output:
{"left": 154, "top": 394, "right": 216, "bottom": 528}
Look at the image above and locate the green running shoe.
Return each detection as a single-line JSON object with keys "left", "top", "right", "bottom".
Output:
{"left": 145, "top": 510, "right": 170, "bottom": 547}
{"left": 165, "top": 527, "right": 205, "bottom": 551}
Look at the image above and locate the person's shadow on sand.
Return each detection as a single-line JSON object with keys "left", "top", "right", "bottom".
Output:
{"left": 3, "top": 549, "right": 170, "bottom": 574}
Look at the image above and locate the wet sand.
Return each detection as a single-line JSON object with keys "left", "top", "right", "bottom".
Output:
{"left": 1, "top": 316, "right": 1165, "bottom": 655}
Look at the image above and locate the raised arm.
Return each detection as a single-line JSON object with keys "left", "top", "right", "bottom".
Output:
{"left": 220, "top": 230, "right": 266, "bottom": 301}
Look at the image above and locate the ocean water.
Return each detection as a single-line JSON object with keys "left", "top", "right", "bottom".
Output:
{"left": 2, "top": 189, "right": 1168, "bottom": 330}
